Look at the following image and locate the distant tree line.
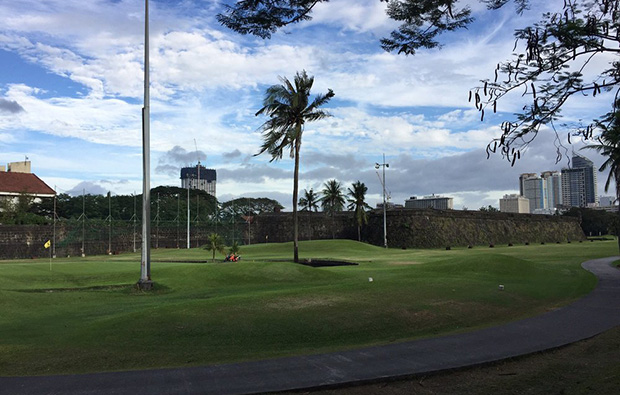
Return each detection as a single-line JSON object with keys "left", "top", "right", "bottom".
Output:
{"left": 0, "top": 181, "right": 376, "bottom": 228}
{"left": 562, "top": 207, "right": 619, "bottom": 237}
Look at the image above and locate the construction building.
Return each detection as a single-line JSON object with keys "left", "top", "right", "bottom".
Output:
{"left": 180, "top": 162, "right": 217, "bottom": 197}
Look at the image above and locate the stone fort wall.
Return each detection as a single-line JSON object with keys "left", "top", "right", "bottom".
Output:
{"left": 252, "top": 209, "right": 586, "bottom": 248}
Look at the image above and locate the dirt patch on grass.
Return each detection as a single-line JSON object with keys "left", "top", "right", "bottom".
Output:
{"left": 15, "top": 284, "right": 134, "bottom": 293}
{"left": 299, "top": 260, "right": 358, "bottom": 267}
{"left": 389, "top": 261, "right": 422, "bottom": 265}
{"left": 266, "top": 295, "right": 345, "bottom": 310}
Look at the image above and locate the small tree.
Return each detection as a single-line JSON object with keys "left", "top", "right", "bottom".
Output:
{"left": 229, "top": 240, "right": 241, "bottom": 255}
{"left": 204, "top": 233, "right": 226, "bottom": 262}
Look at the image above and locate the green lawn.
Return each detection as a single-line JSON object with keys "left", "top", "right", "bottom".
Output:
{"left": 0, "top": 239, "right": 616, "bottom": 376}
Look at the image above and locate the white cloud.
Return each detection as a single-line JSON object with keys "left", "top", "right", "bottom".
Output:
{"left": 0, "top": 0, "right": 613, "bottom": 212}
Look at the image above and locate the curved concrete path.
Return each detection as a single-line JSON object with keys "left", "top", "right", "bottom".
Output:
{"left": 2, "top": 257, "right": 620, "bottom": 395}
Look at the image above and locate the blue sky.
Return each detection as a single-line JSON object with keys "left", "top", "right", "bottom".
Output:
{"left": 0, "top": 0, "right": 614, "bottom": 209}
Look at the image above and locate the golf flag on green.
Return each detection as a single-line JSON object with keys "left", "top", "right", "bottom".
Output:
{"left": 44, "top": 240, "right": 51, "bottom": 249}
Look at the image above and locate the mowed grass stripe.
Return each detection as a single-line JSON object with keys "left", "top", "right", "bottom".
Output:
{"left": 0, "top": 239, "right": 613, "bottom": 376}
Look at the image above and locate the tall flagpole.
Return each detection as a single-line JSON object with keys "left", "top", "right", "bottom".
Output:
{"left": 138, "top": 0, "right": 153, "bottom": 289}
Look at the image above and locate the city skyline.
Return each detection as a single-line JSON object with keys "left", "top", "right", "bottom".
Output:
{"left": 0, "top": 0, "right": 614, "bottom": 210}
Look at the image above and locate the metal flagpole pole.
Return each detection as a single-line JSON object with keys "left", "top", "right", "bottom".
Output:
{"left": 53, "top": 186, "right": 56, "bottom": 258}
{"left": 138, "top": 0, "right": 152, "bottom": 289}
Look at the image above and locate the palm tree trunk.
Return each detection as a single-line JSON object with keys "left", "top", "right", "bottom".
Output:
{"left": 616, "top": 201, "right": 620, "bottom": 254}
{"left": 357, "top": 224, "right": 361, "bottom": 242}
{"left": 293, "top": 139, "right": 300, "bottom": 263}
{"left": 616, "top": 170, "right": 620, "bottom": 254}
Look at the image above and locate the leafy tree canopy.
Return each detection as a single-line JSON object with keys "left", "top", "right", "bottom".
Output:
{"left": 562, "top": 206, "right": 616, "bottom": 236}
{"left": 479, "top": 205, "right": 499, "bottom": 212}
{"left": 10, "top": 190, "right": 283, "bottom": 225}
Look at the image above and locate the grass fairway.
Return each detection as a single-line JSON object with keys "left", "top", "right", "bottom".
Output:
{"left": 0, "top": 239, "right": 615, "bottom": 376}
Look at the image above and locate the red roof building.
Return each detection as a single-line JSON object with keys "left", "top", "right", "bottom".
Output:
{"left": 0, "top": 172, "right": 55, "bottom": 198}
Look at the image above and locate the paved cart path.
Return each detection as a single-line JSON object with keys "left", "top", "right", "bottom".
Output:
{"left": 2, "top": 256, "right": 619, "bottom": 395}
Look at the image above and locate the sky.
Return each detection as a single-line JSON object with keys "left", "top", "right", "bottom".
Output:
{"left": 0, "top": 0, "right": 616, "bottom": 210}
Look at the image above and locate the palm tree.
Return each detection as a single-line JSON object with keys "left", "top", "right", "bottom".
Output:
{"left": 583, "top": 106, "right": 620, "bottom": 252}
{"left": 321, "top": 179, "right": 345, "bottom": 213}
{"left": 347, "top": 181, "right": 371, "bottom": 241}
{"left": 321, "top": 179, "right": 345, "bottom": 239}
{"left": 299, "top": 188, "right": 319, "bottom": 212}
{"left": 255, "top": 70, "right": 335, "bottom": 263}
{"left": 204, "top": 233, "right": 226, "bottom": 262}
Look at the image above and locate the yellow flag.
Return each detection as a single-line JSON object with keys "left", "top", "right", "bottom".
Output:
{"left": 44, "top": 240, "right": 51, "bottom": 249}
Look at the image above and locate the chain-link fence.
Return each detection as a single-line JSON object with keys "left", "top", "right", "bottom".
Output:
{"left": 0, "top": 218, "right": 252, "bottom": 260}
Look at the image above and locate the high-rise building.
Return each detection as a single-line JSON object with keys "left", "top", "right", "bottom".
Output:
{"left": 405, "top": 195, "right": 453, "bottom": 210}
{"left": 181, "top": 162, "right": 217, "bottom": 197}
{"left": 541, "top": 171, "right": 562, "bottom": 208}
{"left": 519, "top": 173, "right": 537, "bottom": 196}
{"left": 499, "top": 194, "right": 530, "bottom": 213}
{"left": 522, "top": 175, "right": 546, "bottom": 212}
{"left": 561, "top": 168, "right": 586, "bottom": 207}
{"left": 561, "top": 154, "right": 598, "bottom": 207}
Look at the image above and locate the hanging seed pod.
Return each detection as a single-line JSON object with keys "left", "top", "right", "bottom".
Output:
{"left": 468, "top": 90, "right": 472, "bottom": 102}
{"left": 493, "top": 100, "right": 497, "bottom": 113}
{"left": 481, "top": 109, "right": 485, "bottom": 122}
{"left": 511, "top": 154, "right": 517, "bottom": 166}
{"left": 517, "top": 150, "right": 521, "bottom": 160}
{"left": 531, "top": 83, "right": 536, "bottom": 98}
{"left": 568, "top": 132, "right": 571, "bottom": 144}
{"left": 484, "top": 81, "right": 488, "bottom": 96}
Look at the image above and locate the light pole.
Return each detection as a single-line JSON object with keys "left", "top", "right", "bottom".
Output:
{"left": 375, "top": 154, "right": 389, "bottom": 248}
{"left": 138, "top": 0, "right": 152, "bottom": 289}
{"left": 187, "top": 179, "right": 191, "bottom": 249}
